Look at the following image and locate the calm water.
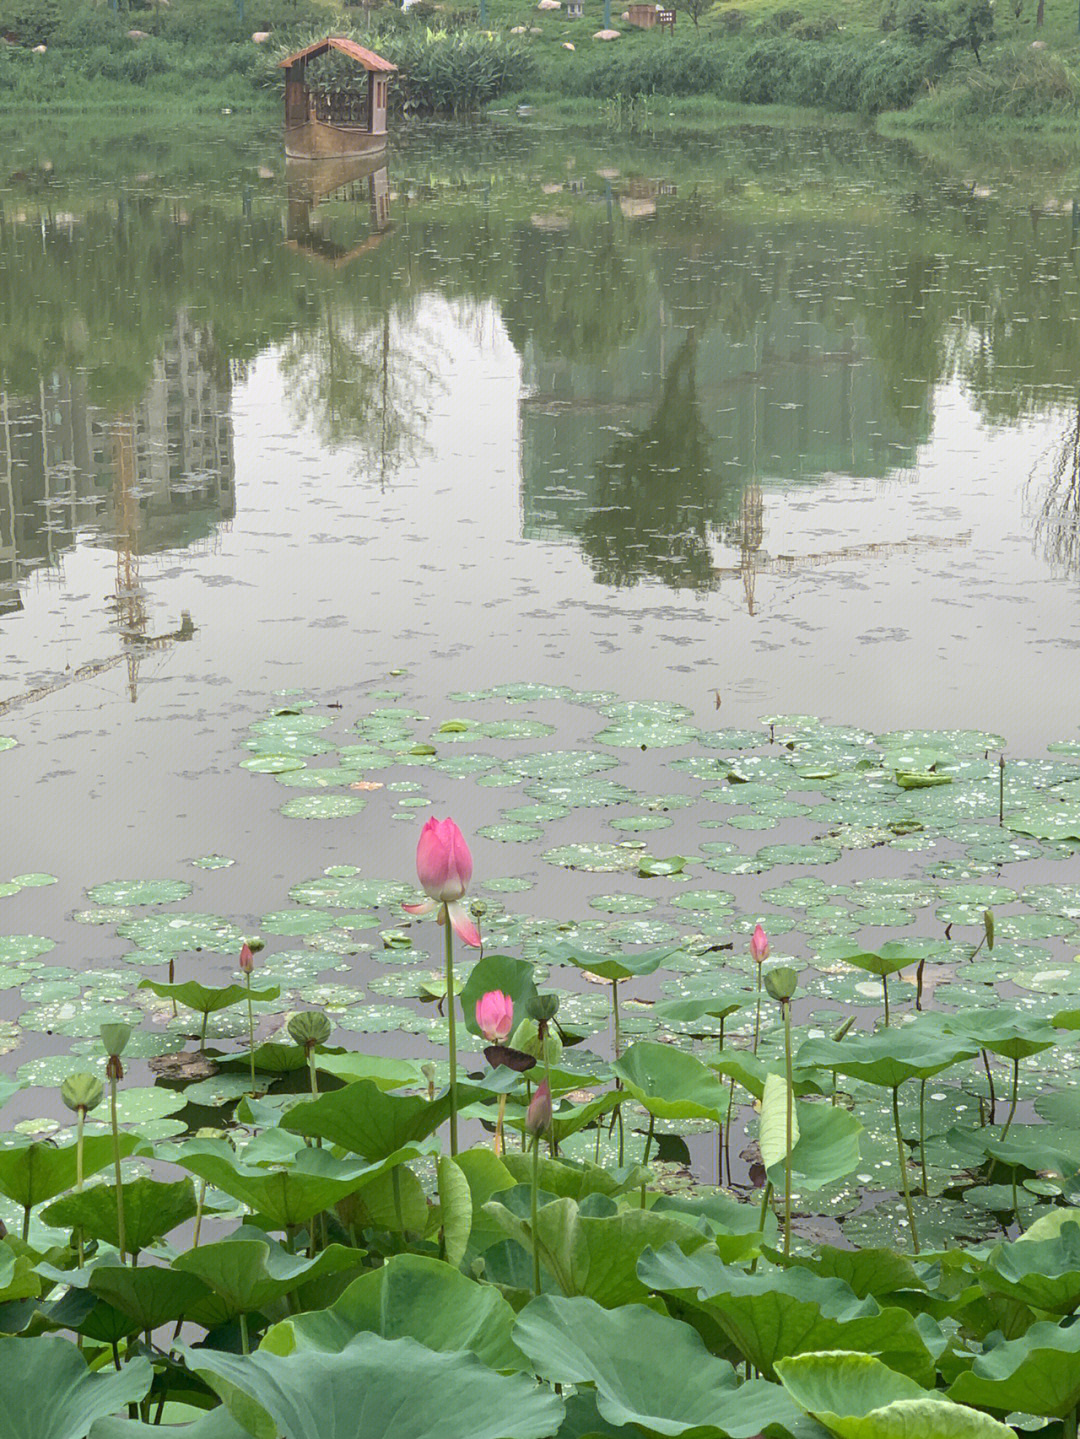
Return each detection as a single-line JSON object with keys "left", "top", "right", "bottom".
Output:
{"left": 1, "top": 117, "right": 1080, "bottom": 1116}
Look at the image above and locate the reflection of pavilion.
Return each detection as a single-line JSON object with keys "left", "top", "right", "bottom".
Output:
{"left": 285, "top": 154, "right": 392, "bottom": 269}
{"left": 0, "top": 310, "right": 233, "bottom": 696}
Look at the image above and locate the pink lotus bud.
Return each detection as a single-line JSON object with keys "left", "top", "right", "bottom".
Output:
{"left": 239, "top": 942, "right": 254, "bottom": 974}
{"left": 415, "top": 817, "right": 473, "bottom": 904}
{"left": 525, "top": 1079, "right": 552, "bottom": 1137}
{"left": 476, "top": 990, "right": 513, "bottom": 1043}
{"left": 750, "top": 924, "right": 769, "bottom": 966}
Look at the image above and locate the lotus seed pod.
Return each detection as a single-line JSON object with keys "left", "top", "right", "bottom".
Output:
{"left": 244, "top": 936, "right": 266, "bottom": 954}
{"left": 764, "top": 966, "right": 798, "bottom": 1003}
{"left": 469, "top": 900, "right": 487, "bottom": 919}
{"left": 100, "top": 1023, "right": 132, "bottom": 1059}
{"left": 60, "top": 1073, "right": 103, "bottom": 1115}
{"left": 527, "top": 993, "right": 559, "bottom": 1024}
{"left": 288, "top": 1011, "right": 332, "bottom": 1050}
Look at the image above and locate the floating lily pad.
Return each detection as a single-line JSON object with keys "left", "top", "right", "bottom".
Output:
{"left": 87, "top": 880, "right": 192, "bottom": 907}
{"left": 281, "top": 795, "right": 368, "bottom": 820}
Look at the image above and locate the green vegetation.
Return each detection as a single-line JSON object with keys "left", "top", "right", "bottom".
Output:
{"left": 0, "top": 0, "right": 1078, "bottom": 124}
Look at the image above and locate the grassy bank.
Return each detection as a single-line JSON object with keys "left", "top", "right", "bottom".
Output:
{"left": 2, "top": 0, "right": 1080, "bottom": 126}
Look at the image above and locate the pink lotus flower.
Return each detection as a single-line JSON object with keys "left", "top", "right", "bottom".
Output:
{"left": 239, "top": 942, "right": 254, "bottom": 974}
{"left": 750, "top": 924, "right": 769, "bottom": 966}
{"left": 476, "top": 990, "right": 513, "bottom": 1042}
{"left": 525, "top": 1079, "right": 552, "bottom": 1136}
{"left": 403, "top": 817, "right": 481, "bottom": 946}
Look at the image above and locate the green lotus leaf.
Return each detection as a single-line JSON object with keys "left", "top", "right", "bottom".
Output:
{"left": 544, "top": 945, "right": 676, "bottom": 983}
{"left": 710, "top": 1051, "right": 829, "bottom": 1101}
{"left": 138, "top": 979, "right": 279, "bottom": 1013}
{"left": 172, "top": 1136, "right": 434, "bottom": 1229}
{"left": 0, "top": 1134, "right": 144, "bottom": 1216}
{"left": 784, "top": 1247, "right": 928, "bottom": 1303}
{"left": 43, "top": 1177, "right": 197, "bottom": 1256}
{"left": 638, "top": 1246, "right": 933, "bottom": 1383}
{"left": 776, "top": 1352, "right": 1013, "bottom": 1438}
{"left": 830, "top": 943, "right": 925, "bottom": 979}
{"left": 89, "top": 1408, "right": 250, "bottom": 1439}
{"left": 497, "top": 1153, "right": 642, "bottom": 1202}
{"left": 312, "top": 1051, "right": 421, "bottom": 1088}
{"left": 613, "top": 1042, "right": 727, "bottom": 1122}
{"left": 41, "top": 1262, "right": 213, "bottom": 1338}
{"left": 459, "top": 954, "right": 540, "bottom": 1040}
{"left": 437, "top": 1154, "right": 472, "bottom": 1269}
{"left": 761, "top": 1072, "right": 799, "bottom": 1174}
{"left": 513, "top": 1293, "right": 812, "bottom": 1437}
{"left": 173, "top": 1230, "right": 363, "bottom": 1327}
{"left": 281, "top": 1079, "right": 454, "bottom": 1160}
{"left": 941, "top": 1009, "right": 1057, "bottom": 1060}
{"left": 264, "top": 1252, "right": 523, "bottom": 1370}
{"left": 483, "top": 1194, "right": 707, "bottom": 1307}
{"left": 177, "top": 1333, "right": 564, "bottom": 1439}
{"left": 895, "top": 771, "right": 953, "bottom": 790}
{"left": 980, "top": 1226, "right": 1080, "bottom": 1313}
{"left": 0, "top": 1336, "right": 152, "bottom": 1439}
{"left": 636, "top": 855, "right": 688, "bottom": 878}
{"left": 949, "top": 1319, "right": 1080, "bottom": 1417}
{"left": 796, "top": 1028, "right": 979, "bottom": 1090}
{"left": 653, "top": 993, "right": 746, "bottom": 1027}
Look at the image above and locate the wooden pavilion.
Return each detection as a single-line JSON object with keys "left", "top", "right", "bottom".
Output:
{"left": 279, "top": 37, "right": 397, "bottom": 161}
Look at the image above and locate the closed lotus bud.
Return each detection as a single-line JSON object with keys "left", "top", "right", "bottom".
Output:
{"left": 476, "top": 991, "right": 513, "bottom": 1043}
{"left": 750, "top": 924, "right": 769, "bottom": 966}
{"left": 525, "top": 1079, "right": 552, "bottom": 1137}
{"left": 239, "top": 943, "right": 255, "bottom": 974}
{"left": 984, "top": 910, "right": 995, "bottom": 951}
{"left": 60, "top": 1073, "right": 103, "bottom": 1115}
{"left": 288, "top": 1010, "right": 332, "bottom": 1052}
{"left": 100, "top": 1023, "right": 132, "bottom": 1059}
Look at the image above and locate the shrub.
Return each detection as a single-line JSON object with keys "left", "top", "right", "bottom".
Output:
{"left": 0, "top": 0, "right": 63, "bottom": 45}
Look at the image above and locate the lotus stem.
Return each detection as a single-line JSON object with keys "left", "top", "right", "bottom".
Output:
{"left": 239, "top": 1312, "right": 250, "bottom": 1356}
{"left": 982, "top": 1050, "right": 997, "bottom": 1123}
{"left": 999, "top": 755, "right": 1006, "bottom": 826}
{"left": 783, "top": 1000, "right": 794, "bottom": 1258}
{"left": 641, "top": 1111, "right": 655, "bottom": 1208}
{"left": 881, "top": 975, "right": 890, "bottom": 1026}
{"left": 750, "top": 1181, "right": 773, "bottom": 1272}
{"left": 495, "top": 1094, "right": 507, "bottom": 1156}
{"left": 443, "top": 906, "right": 459, "bottom": 1156}
{"left": 1001, "top": 1057, "right": 1020, "bottom": 1138}
{"left": 717, "top": 1021, "right": 725, "bottom": 1186}
{"left": 200, "top": 1008, "right": 209, "bottom": 1051}
{"left": 612, "top": 978, "right": 624, "bottom": 1166}
{"left": 109, "top": 1067, "right": 127, "bottom": 1263}
{"left": 753, "top": 967, "right": 762, "bottom": 1055}
{"left": 246, "top": 974, "right": 256, "bottom": 1098}
{"left": 915, "top": 958, "right": 924, "bottom": 1011}
{"left": 168, "top": 956, "right": 176, "bottom": 1017}
{"left": 530, "top": 1133, "right": 541, "bottom": 1298}
{"left": 891, "top": 1085, "right": 919, "bottom": 1254}
{"left": 919, "top": 1078, "right": 928, "bottom": 1197}
{"left": 75, "top": 1107, "right": 86, "bottom": 1268}
{"left": 1065, "top": 1405, "right": 1078, "bottom": 1439}
{"left": 192, "top": 1179, "right": 207, "bottom": 1247}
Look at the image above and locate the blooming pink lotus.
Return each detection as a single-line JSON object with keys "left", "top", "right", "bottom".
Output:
{"left": 476, "top": 990, "right": 513, "bottom": 1043}
{"left": 403, "top": 817, "right": 481, "bottom": 946}
{"left": 750, "top": 923, "right": 769, "bottom": 966}
{"left": 526, "top": 1078, "right": 552, "bottom": 1136}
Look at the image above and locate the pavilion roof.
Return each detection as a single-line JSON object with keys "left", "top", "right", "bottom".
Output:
{"left": 278, "top": 36, "right": 397, "bottom": 72}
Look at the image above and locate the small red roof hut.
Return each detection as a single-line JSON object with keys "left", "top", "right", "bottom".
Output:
{"left": 279, "top": 37, "right": 397, "bottom": 160}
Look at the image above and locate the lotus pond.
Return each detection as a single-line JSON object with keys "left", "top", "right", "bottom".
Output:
{"left": 6, "top": 116, "right": 1080, "bottom": 1439}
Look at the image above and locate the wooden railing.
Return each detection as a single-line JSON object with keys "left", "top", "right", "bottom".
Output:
{"left": 311, "top": 90, "right": 369, "bottom": 127}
